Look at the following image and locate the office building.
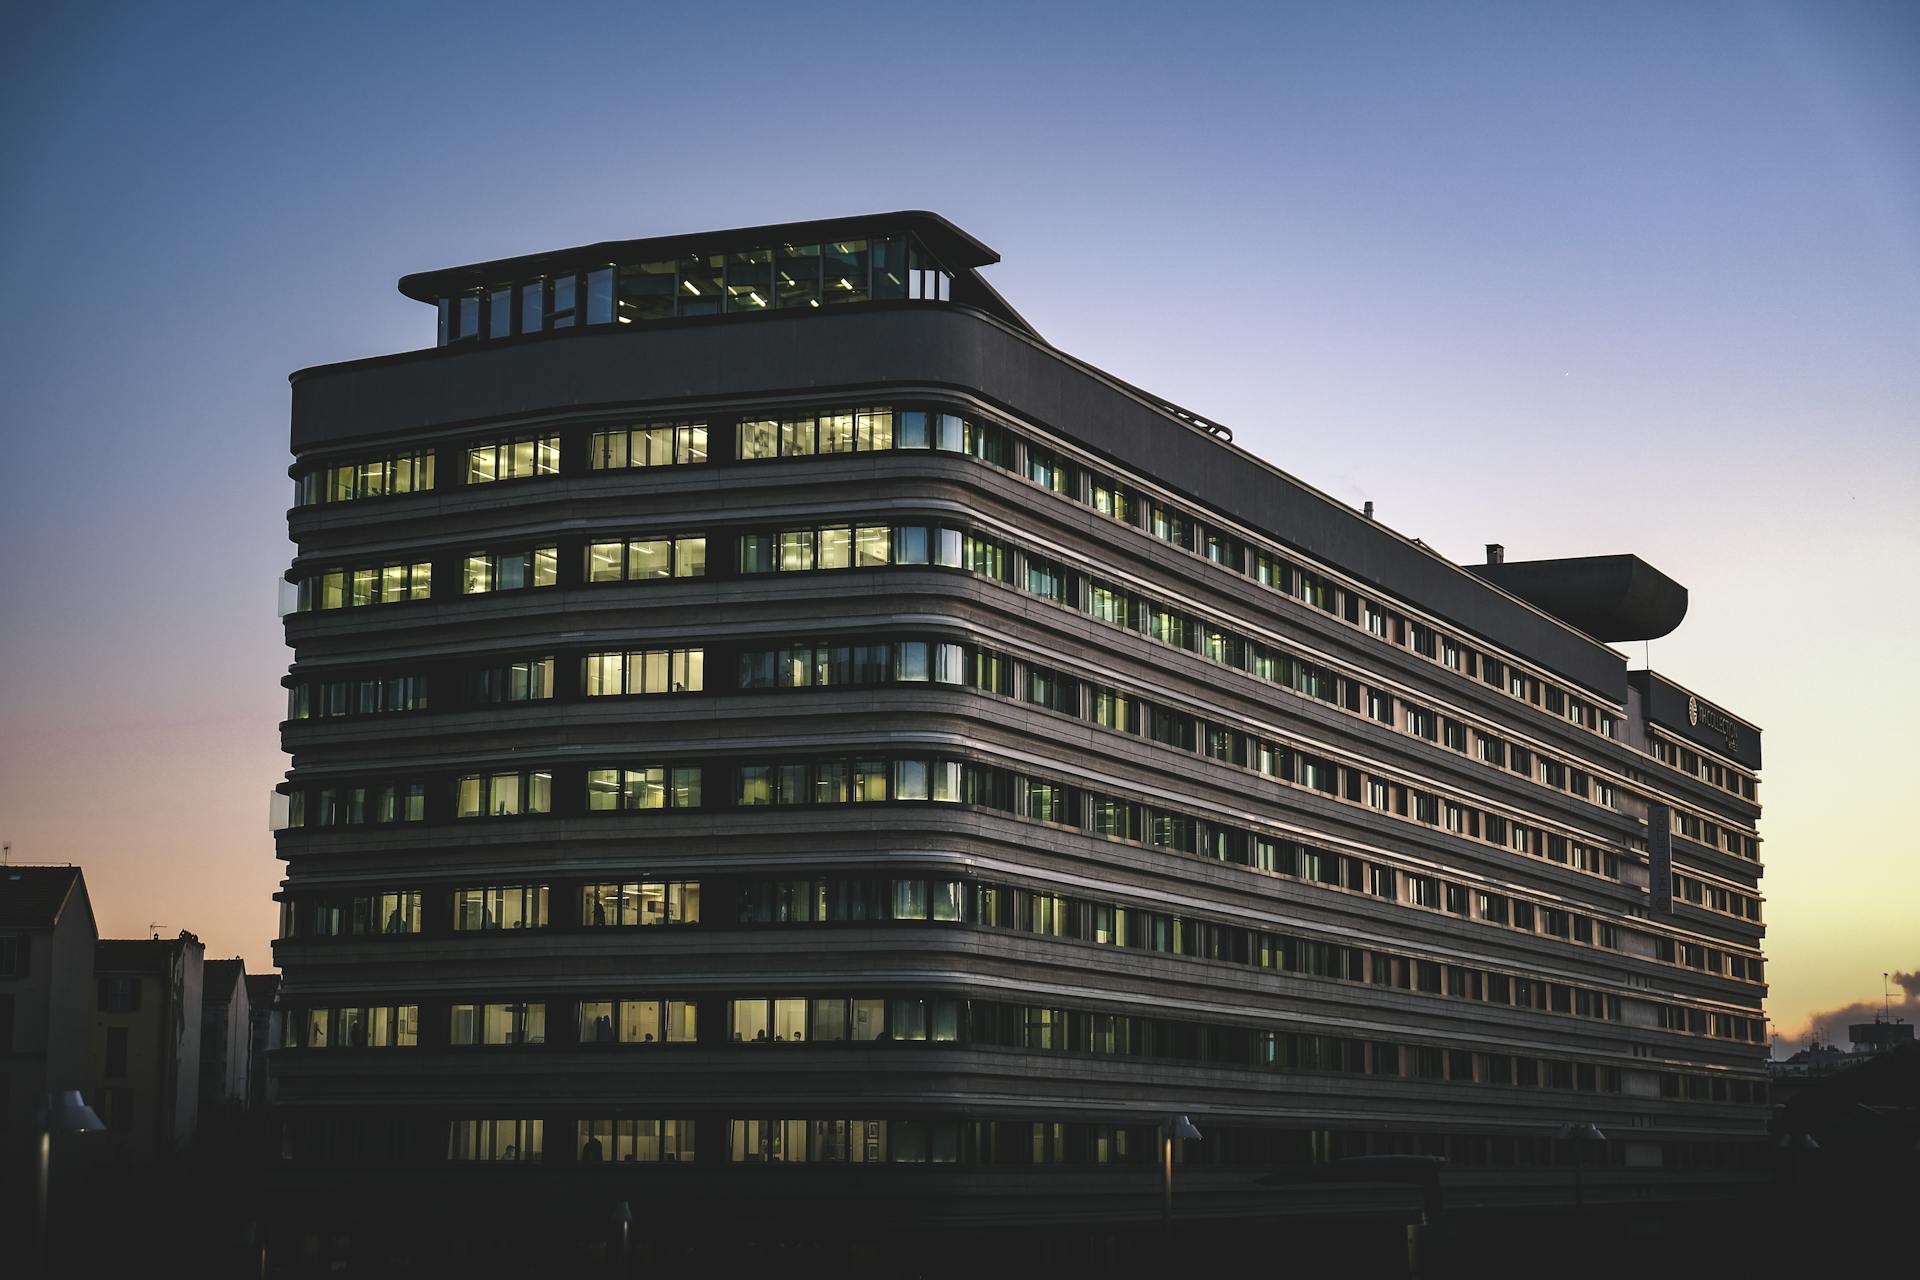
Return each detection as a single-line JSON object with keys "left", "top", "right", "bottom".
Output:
{"left": 273, "top": 214, "right": 1767, "bottom": 1266}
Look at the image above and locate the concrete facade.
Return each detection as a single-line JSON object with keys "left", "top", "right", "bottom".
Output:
{"left": 270, "top": 215, "right": 1768, "bottom": 1264}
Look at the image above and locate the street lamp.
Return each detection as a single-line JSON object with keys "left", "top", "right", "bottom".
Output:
{"left": 1159, "top": 1114, "right": 1203, "bottom": 1237}
{"left": 1556, "top": 1121, "right": 1606, "bottom": 1212}
{"left": 610, "top": 1201, "right": 633, "bottom": 1274}
{"left": 35, "top": 1090, "right": 105, "bottom": 1274}
{"left": 1774, "top": 1130, "right": 1818, "bottom": 1183}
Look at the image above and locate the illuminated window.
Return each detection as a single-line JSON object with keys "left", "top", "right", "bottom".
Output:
{"left": 449, "top": 1002, "right": 545, "bottom": 1047}
{"left": 584, "top": 765, "right": 702, "bottom": 812}
{"left": 465, "top": 435, "right": 559, "bottom": 485}
{"left": 447, "top": 1119, "right": 542, "bottom": 1162}
{"left": 579, "top": 881, "right": 700, "bottom": 928}
{"left": 462, "top": 547, "right": 556, "bottom": 594}
{"left": 590, "top": 422, "right": 708, "bottom": 469}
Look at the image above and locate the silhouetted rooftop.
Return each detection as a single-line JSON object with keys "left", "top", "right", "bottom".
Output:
{"left": 0, "top": 865, "right": 85, "bottom": 928}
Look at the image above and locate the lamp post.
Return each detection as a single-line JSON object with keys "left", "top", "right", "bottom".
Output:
{"left": 1159, "top": 1115, "right": 1202, "bottom": 1239}
{"left": 1774, "top": 1130, "right": 1818, "bottom": 1184}
{"left": 1556, "top": 1121, "right": 1606, "bottom": 1213}
{"left": 610, "top": 1201, "right": 633, "bottom": 1275}
{"left": 34, "top": 1090, "right": 105, "bottom": 1275}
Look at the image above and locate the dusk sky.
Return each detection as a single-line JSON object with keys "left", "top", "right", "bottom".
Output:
{"left": 1, "top": 1, "right": 1914, "bottom": 1050}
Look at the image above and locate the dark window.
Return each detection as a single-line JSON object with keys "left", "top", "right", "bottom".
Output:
{"left": 104, "top": 1025, "right": 128, "bottom": 1078}
{"left": 98, "top": 976, "right": 141, "bottom": 1013}
{"left": 94, "top": 1087, "right": 134, "bottom": 1131}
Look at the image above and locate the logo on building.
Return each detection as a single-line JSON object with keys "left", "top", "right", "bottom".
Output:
{"left": 1687, "top": 695, "right": 1698, "bottom": 726}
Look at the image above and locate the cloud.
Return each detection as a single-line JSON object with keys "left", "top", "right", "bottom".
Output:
{"left": 1775, "top": 968, "right": 1920, "bottom": 1053}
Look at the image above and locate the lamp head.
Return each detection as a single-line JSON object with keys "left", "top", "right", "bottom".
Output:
{"left": 49, "top": 1090, "right": 106, "bottom": 1133}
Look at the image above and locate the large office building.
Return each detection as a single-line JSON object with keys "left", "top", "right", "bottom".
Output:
{"left": 272, "top": 213, "right": 1767, "bottom": 1270}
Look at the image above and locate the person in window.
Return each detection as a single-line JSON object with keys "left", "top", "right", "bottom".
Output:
{"left": 593, "top": 896, "right": 607, "bottom": 927}
{"left": 501, "top": 1143, "right": 517, "bottom": 1161}
{"left": 595, "top": 1014, "right": 615, "bottom": 1044}
{"left": 754, "top": 1029, "right": 768, "bottom": 1042}
{"left": 642, "top": 1033, "right": 654, "bottom": 1043}
{"left": 385, "top": 908, "right": 405, "bottom": 934}
{"left": 581, "top": 1136, "right": 604, "bottom": 1163}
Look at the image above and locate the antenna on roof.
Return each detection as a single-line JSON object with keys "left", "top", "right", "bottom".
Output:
{"left": 2, "top": 842, "right": 9, "bottom": 865}
{"left": 148, "top": 922, "right": 165, "bottom": 940}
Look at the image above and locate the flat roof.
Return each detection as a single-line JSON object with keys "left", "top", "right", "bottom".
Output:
{"left": 397, "top": 211, "right": 999, "bottom": 304}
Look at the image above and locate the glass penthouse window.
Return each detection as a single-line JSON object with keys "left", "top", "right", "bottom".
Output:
{"left": 442, "top": 235, "right": 927, "bottom": 345}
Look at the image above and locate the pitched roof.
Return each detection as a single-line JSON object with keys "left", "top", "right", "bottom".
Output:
{"left": 0, "top": 866, "right": 85, "bottom": 928}
{"left": 244, "top": 973, "right": 280, "bottom": 1005}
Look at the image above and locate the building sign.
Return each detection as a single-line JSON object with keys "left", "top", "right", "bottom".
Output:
{"left": 1647, "top": 804, "right": 1673, "bottom": 915}
{"left": 1689, "top": 697, "right": 1742, "bottom": 755}
{"left": 1632, "top": 671, "right": 1761, "bottom": 770}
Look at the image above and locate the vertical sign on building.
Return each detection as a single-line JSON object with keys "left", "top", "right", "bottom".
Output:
{"left": 1647, "top": 802, "right": 1673, "bottom": 915}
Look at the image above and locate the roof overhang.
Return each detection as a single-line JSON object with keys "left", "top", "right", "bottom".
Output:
{"left": 396, "top": 211, "right": 1000, "bottom": 304}
{"left": 1468, "top": 553, "right": 1688, "bottom": 643}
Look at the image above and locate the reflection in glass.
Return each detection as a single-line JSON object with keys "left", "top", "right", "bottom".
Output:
{"left": 777, "top": 243, "right": 821, "bottom": 308}
{"left": 726, "top": 249, "right": 772, "bottom": 312}
{"left": 678, "top": 254, "right": 722, "bottom": 316}
{"left": 617, "top": 261, "right": 676, "bottom": 323}
{"left": 824, "top": 240, "right": 869, "bottom": 304}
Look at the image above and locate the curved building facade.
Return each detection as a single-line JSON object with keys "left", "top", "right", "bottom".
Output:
{"left": 272, "top": 213, "right": 1768, "bottom": 1271}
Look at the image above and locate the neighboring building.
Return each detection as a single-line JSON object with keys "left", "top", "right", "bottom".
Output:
{"left": 1770, "top": 1019, "right": 1915, "bottom": 1107}
{"left": 199, "top": 959, "right": 253, "bottom": 1114}
{"left": 1847, "top": 1020, "right": 1914, "bottom": 1053}
{"left": 244, "top": 972, "right": 280, "bottom": 1111}
{"left": 93, "top": 933, "right": 203, "bottom": 1162}
{"left": 0, "top": 867, "right": 98, "bottom": 1141}
{"left": 1767, "top": 1040, "right": 1918, "bottom": 1269}
{"left": 271, "top": 214, "right": 1769, "bottom": 1263}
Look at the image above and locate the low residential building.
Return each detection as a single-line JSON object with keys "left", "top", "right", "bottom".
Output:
{"left": 0, "top": 867, "right": 99, "bottom": 1258}
{"left": 0, "top": 866, "right": 98, "bottom": 1151}
{"left": 92, "top": 933, "right": 204, "bottom": 1162}
{"left": 199, "top": 959, "right": 253, "bottom": 1141}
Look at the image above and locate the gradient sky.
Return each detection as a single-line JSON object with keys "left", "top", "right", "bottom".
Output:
{"left": 1, "top": 1, "right": 1914, "bottom": 1051}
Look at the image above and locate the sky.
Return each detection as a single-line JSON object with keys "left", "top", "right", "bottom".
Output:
{"left": 0, "top": 0, "right": 1914, "bottom": 1051}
